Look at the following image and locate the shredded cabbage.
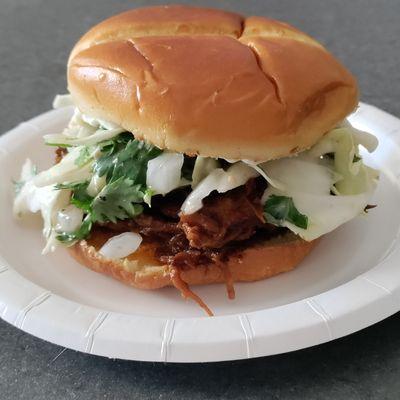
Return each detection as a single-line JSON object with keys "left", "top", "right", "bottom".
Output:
{"left": 262, "top": 187, "right": 373, "bottom": 240}
{"left": 242, "top": 160, "right": 286, "bottom": 191}
{"left": 340, "top": 119, "right": 379, "bottom": 152}
{"left": 181, "top": 162, "right": 258, "bottom": 214}
{"left": 60, "top": 108, "right": 97, "bottom": 139}
{"left": 49, "top": 95, "right": 124, "bottom": 144}
{"left": 13, "top": 159, "right": 72, "bottom": 253}
{"left": 260, "top": 158, "right": 340, "bottom": 195}
{"left": 87, "top": 173, "right": 106, "bottom": 197}
{"left": 55, "top": 205, "right": 84, "bottom": 234}
{"left": 52, "top": 94, "right": 74, "bottom": 109}
{"left": 33, "top": 146, "right": 93, "bottom": 187}
{"left": 260, "top": 123, "right": 379, "bottom": 240}
{"left": 80, "top": 113, "right": 120, "bottom": 130}
{"left": 99, "top": 232, "right": 143, "bottom": 259}
{"left": 18, "top": 158, "right": 36, "bottom": 183}
{"left": 146, "top": 152, "right": 184, "bottom": 195}
{"left": 41, "top": 195, "right": 72, "bottom": 253}
{"left": 44, "top": 127, "right": 124, "bottom": 147}
{"left": 191, "top": 157, "right": 219, "bottom": 187}
{"left": 306, "top": 126, "right": 378, "bottom": 195}
{"left": 53, "top": 94, "right": 121, "bottom": 134}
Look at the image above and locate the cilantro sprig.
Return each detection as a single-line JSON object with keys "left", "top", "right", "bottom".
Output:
{"left": 55, "top": 133, "right": 162, "bottom": 244}
{"left": 94, "top": 132, "right": 162, "bottom": 183}
{"left": 91, "top": 178, "right": 144, "bottom": 223}
{"left": 56, "top": 182, "right": 92, "bottom": 212}
{"left": 264, "top": 195, "right": 308, "bottom": 229}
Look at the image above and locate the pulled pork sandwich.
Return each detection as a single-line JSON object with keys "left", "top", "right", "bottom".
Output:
{"left": 14, "top": 5, "right": 379, "bottom": 315}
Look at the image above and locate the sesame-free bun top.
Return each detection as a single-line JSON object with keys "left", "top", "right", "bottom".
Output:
{"left": 67, "top": 5, "right": 358, "bottom": 161}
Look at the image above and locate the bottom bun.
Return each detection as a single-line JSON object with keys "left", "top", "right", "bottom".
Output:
{"left": 68, "top": 229, "right": 319, "bottom": 290}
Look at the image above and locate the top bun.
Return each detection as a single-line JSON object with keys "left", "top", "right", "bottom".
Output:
{"left": 67, "top": 5, "right": 358, "bottom": 162}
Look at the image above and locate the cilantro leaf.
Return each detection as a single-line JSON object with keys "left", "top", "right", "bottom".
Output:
{"left": 55, "top": 133, "right": 163, "bottom": 245}
{"left": 55, "top": 181, "right": 93, "bottom": 213}
{"left": 70, "top": 183, "right": 93, "bottom": 212}
{"left": 94, "top": 134, "right": 162, "bottom": 184}
{"left": 143, "top": 187, "right": 155, "bottom": 206}
{"left": 56, "top": 178, "right": 144, "bottom": 244}
{"left": 264, "top": 195, "right": 308, "bottom": 229}
{"left": 91, "top": 177, "right": 144, "bottom": 223}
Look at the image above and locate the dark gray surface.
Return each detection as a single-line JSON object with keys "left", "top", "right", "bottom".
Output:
{"left": 1, "top": 1, "right": 399, "bottom": 399}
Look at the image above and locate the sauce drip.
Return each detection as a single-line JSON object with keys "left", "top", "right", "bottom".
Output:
{"left": 169, "top": 266, "right": 214, "bottom": 317}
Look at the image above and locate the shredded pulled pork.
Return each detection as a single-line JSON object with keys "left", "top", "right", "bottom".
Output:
{"left": 55, "top": 147, "right": 68, "bottom": 164}
{"left": 101, "top": 179, "right": 283, "bottom": 311}
{"left": 103, "top": 213, "right": 223, "bottom": 268}
{"left": 169, "top": 266, "right": 214, "bottom": 317}
{"left": 179, "top": 178, "right": 266, "bottom": 249}
{"left": 102, "top": 178, "right": 279, "bottom": 270}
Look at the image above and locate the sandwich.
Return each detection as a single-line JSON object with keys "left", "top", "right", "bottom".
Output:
{"left": 13, "top": 5, "right": 379, "bottom": 315}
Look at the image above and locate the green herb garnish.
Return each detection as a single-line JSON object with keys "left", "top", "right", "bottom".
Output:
{"left": 91, "top": 177, "right": 144, "bottom": 223}
{"left": 264, "top": 195, "right": 308, "bottom": 229}
{"left": 55, "top": 133, "right": 162, "bottom": 244}
{"left": 94, "top": 133, "right": 162, "bottom": 183}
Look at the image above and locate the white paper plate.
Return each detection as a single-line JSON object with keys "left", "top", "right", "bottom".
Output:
{"left": 0, "top": 103, "right": 399, "bottom": 362}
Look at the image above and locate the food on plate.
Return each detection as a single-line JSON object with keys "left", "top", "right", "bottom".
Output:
{"left": 13, "top": 5, "right": 379, "bottom": 315}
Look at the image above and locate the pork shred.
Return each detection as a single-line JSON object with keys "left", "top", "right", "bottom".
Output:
{"left": 179, "top": 178, "right": 266, "bottom": 249}
{"left": 102, "top": 178, "right": 282, "bottom": 269}
{"left": 55, "top": 147, "right": 68, "bottom": 164}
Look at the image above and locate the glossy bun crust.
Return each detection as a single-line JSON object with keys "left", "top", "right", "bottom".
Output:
{"left": 68, "top": 229, "right": 318, "bottom": 290}
{"left": 67, "top": 5, "right": 358, "bottom": 162}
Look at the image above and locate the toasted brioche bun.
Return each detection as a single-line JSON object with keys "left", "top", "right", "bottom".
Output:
{"left": 67, "top": 5, "right": 358, "bottom": 162}
{"left": 68, "top": 229, "right": 318, "bottom": 290}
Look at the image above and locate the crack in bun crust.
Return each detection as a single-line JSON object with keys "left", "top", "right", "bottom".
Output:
{"left": 67, "top": 4, "right": 358, "bottom": 162}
